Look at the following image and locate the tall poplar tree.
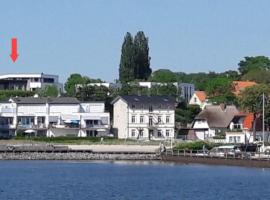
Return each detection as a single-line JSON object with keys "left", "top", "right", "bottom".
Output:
{"left": 134, "top": 31, "right": 152, "bottom": 80}
{"left": 119, "top": 32, "right": 136, "bottom": 83}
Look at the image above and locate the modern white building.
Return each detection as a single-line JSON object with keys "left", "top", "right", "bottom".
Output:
{"left": 0, "top": 97, "right": 110, "bottom": 137}
{"left": 0, "top": 73, "right": 63, "bottom": 93}
{"left": 112, "top": 95, "right": 175, "bottom": 140}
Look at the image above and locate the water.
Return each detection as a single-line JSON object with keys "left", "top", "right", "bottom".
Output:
{"left": 0, "top": 161, "right": 270, "bottom": 200}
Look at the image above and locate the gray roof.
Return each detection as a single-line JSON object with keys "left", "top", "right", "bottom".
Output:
{"left": 12, "top": 97, "right": 80, "bottom": 104}
{"left": 112, "top": 95, "right": 175, "bottom": 109}
{"left": 195, "top": 105, "right": 239, "bottom": 128}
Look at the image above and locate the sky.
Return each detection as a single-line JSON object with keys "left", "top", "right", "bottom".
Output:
{"left": 0, "top": 0, "right": 270, "bottom": 83}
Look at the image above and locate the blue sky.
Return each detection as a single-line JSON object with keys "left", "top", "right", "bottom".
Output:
{"left": 0, "top": 0, "right": 270, "bottom": 83}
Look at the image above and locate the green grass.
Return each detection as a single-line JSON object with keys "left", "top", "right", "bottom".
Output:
{"left": 13, "top": 136, "right": 162, "bottom": 145}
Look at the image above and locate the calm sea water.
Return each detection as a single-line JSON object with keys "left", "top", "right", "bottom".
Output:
{"left": 0, "top": 161, "right": 269, "bottom": 200}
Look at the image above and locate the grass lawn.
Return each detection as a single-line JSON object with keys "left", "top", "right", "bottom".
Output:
{"left": 5, "top": 136, "right": 164, "bottom": 145}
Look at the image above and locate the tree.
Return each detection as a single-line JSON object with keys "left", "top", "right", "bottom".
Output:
{"left": 133, "top": 31, "right": 151, "bottom": 80}
{"left": 239, "top": 84, "right": 270, "bottom": 115}
{"left": 119, "top": 32, "right": 136, "bottom": 83}
{"left": 76, "top": 85, "right": 109, "bottom": 101}
{"left": 241, "top": 69, "right": 270, "bottom": 84}
{"left": 238, "top": 56, "right": 270, "bottom": 75}
{"left": 175, "top": 102, "right": 201, "bottom": 126}
{"left": 239, "top": 84, "right": 270, "bottom": 137}
{"left": 205, "top": 77, "right": 236, "bottom": 104}
{"left": 39, "top": 85, "right": 58, "bottom": 97}
{"left": 150, "top": 84, "right": 177, "bottom": 97}
{"left": 64, "top": 74, "right": 88, "bottom": 97}
{"left": 150, "top": 69, "right": 177, "bottom": 82}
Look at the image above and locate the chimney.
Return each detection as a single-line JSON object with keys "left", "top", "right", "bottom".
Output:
{"left": 220, "top": 103, "right": 226, "bottom": 111}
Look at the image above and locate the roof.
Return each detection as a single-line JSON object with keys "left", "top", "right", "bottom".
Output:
{"left": 195, "top": 91, "right": 206, "bottom": 102}
{"left": 0, "top": 73, "right": 58, "bottom": 80}
{"left": 243, "top": 113, "right": 254, "bottom": 130}
{"left": 12, "top": 97, "right": 80, "bottom": 104}
{"left": 111, "top": 95, "right": 175, "bottom": 109}
{"left": 232, "top": 81, "right": 257, "bottom": 95}
{"left": 195, "top": 105, "right": 239, "bottom": 128}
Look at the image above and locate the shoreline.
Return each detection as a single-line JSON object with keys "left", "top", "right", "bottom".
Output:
{"left": 0, "top": 152, "right": 160, "bottom": 161}
{"left": 161, "top": 154, "right": 270, "bottom": 168}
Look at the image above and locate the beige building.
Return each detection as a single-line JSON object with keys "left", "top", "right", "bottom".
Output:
{"left": 112, "top": 95, "right": 175, "bottom": 140}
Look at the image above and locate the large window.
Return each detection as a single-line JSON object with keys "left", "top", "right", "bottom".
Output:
{"left": 131, "top": 116, "right": 136, "bottom": 123}
{"left": 158, "top": 116, "right": 162, "bottom": 124}
{"left": 166, "top": 116, "right": 170, "bottom": 123}
{"left": 158, "top": 130, "right": 162, "bottom": 137}
{"left": 139, "top": 130, "right": 144, "bottom": 137}
{"left": 229, "top": 136, "right": 241, "bottom": 143}
{"left": 131, "top": 129, "right": 136, "bottom": 137}
{"left": 166, "top": 130, "right": 170, "bottom": 137}
{"left": 149, "top": 116, "right": 153, "bottom": 126}
{"left": 140, "top": 116, "right": 144, "bottom": 123}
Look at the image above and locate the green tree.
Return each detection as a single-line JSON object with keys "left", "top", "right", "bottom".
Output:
{"left": 39, "top": 85, "right": 58, "bottom": 97}
{"left": 134, "top": 31, "right": 151, "bottom": 80}
{"left": 239, "top": 84, "right": 270, "bottom": 135}
{"left": 238, "top": 56, "right": 270, "bottom": 75}
{"left": 119, "top": 32, "right": 136, "bottom": 83}
{"left": 175, "top": 102, "right": 201, "bottom": 126}
{"left": 241, "top": 69, "right": 270, "bottom": 84}
{"left": 150, "top": 69, "right": 177, "bottom": 82}
{"left": 239, "top": 84, "right": 270, "bottom": 115}
{"left": 76, "top": 85, "right": 109, "bottom": 101}
{"left": 150, "top": 84, "right": 177, "bottom": 97}
{"left": 205, "top": 77, "right": 236, "bottom": 104}
{"left": 64, "top": 74, "right": 88, "bottom": 96}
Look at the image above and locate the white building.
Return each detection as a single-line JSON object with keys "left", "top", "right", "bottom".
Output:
{"left": 112, "top": 95, "right": 175, "bottom": 140}
{"left": 192, "top": 105, "right": 244, "bottom": 140}
{"left": 0, "top": 73, "right": 63, "bottom": 93}
{"left": 189, "top": 91, "right": 210, "bottom": 109}
{"left": 0, "top": 97, "right": 110, "bottom": 137}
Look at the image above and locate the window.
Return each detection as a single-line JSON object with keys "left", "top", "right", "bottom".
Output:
{"left": 158, "top": 130, "right": 162, "bottom": 137}
{"left": 194, "top": 97, "right": 197, "bottom": 103}
{"left": 131, "top": 104, "right": 135, "bottom": 109}
{"left": 140, "top": 116, "right": 144, "bottom": 123}
{"left": 166, "top": 116, "right": 170, "bottom": 123}
{"left": 139, "top": 130, "right": 144, "bottom": 137}
{"left": 43, "top": 78, "right": 55, "bottom": 83}
{"left": 166, "top": 130, "right": 170, "bottom": 137}
{"left": 131, "top": 116, "right": 136, "bottom": 123}
{"left": 158, "top": 116, "right": 162, "bottom": 124}
{"left": 149, "top": 116, "right": 153, "bottom": 126}
{"left": 149, "top": 105, "right": 153, "bottom": 112}
{"left": 131, "top": 129, "right": 136, "bottom": 137}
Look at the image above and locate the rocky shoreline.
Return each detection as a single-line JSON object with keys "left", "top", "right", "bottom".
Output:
{"left": 0, "top": 152, "right": 160, "bottom": 160}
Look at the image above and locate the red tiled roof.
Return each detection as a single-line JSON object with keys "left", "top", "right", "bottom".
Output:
{"left": 233, "top": 81, "right": 257, "bottom": 96}
{"left": 243, "top": 113, "right": 254, "bottom": 130}
{"left": 195, "top": 91, "right": 206, "bottom": 102}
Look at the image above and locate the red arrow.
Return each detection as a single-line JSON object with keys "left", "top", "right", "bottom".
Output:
{"left": 10, "top": 38, "right": 19, "bottom": 62}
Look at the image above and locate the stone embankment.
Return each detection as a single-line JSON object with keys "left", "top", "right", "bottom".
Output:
{"left": 0, "top": 152, "right": 160, "bottom": 160}
{"left": 0, "top": 144, "right": 160, "bottom": 160}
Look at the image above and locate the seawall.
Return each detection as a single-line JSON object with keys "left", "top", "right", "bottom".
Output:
{"left": 0, "top": 152, "right": 160, "bottom": 160}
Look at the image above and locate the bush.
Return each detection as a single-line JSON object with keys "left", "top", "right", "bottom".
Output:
{"left": 174, "top": 141, "right": 216, "bottom": 151}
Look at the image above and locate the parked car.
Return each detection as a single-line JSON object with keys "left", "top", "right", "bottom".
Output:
{"left": 209, "top": 145, "right": 241, "bottom": 158}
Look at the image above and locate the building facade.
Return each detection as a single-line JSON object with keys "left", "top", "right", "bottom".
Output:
{"left": 112, "top": 95, "right": 175, "bottom": 140}
{"left": 0, "top": 73, "right": 63, "bottom": 93}
{"left": 0, "top": 97, "right": 110, "bottom": 137}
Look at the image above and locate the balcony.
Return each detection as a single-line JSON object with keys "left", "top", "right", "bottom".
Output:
{"left": 0, "top": 124, "right": 15, "bottom": 129}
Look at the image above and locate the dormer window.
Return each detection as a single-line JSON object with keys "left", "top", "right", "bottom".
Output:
{"left": 131, "top": 104, "right": 135, "bottom": 109}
